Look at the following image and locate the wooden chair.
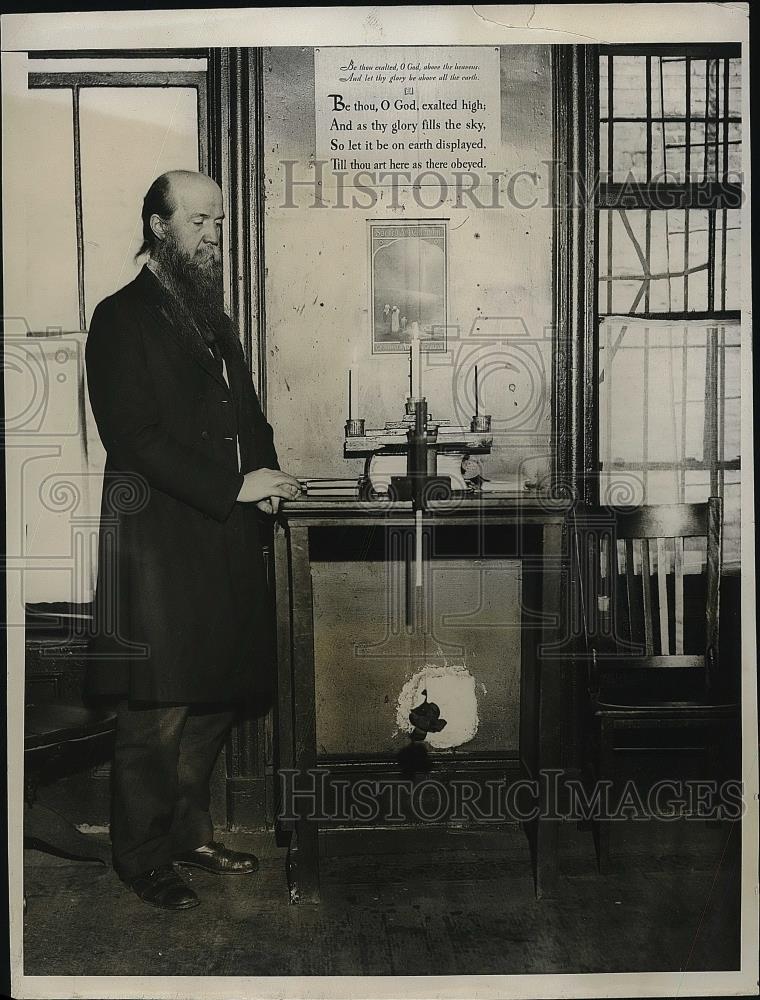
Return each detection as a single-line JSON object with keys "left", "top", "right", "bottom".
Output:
{"left": 571, "top": 498, "right": 740, "bottom": 870}
{"left": 24, "top": 703, "right": 116, "bottom": 884}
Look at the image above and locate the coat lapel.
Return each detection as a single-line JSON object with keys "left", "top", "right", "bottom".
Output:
{"left": 135, "top": 265, "right": 229, "bottom": 389}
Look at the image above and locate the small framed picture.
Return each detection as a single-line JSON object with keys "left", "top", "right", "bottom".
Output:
{"left": 369, "top": 221, "right": 447, "bottom": 354}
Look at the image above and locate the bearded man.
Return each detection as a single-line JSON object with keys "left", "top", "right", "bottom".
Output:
{"left": 85, "top": 170, "right": 301, "bottom": 910}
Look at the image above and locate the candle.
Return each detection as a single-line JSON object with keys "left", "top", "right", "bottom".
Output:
{"left": 348, "top": 369, "right": 352, "bottom": 421}
{"left": 474, "top": 364, "right": 479, "bottom": 417}
{"left": 411, "top": 327, "right": 421, "bottom": 399}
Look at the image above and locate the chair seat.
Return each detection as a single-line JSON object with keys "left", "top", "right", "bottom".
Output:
{"left": 24, "top": 703, "right": 116, "bottom": 753}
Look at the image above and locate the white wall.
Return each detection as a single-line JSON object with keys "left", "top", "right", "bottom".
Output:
{"left": 263, "top": 46, "right": 555, "bottom": 484}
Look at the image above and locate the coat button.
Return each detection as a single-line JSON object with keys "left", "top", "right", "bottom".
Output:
{"left": 201, "top": 430, "right": 210, "bottom": 440}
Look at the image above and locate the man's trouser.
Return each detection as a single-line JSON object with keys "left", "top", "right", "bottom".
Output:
{"left": 110, "top": 699, "right": 235, "bottom": 880}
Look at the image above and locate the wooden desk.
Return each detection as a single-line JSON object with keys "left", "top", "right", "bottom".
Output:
{"left": 274, "top": 495, "right": 571, "bottom": 902}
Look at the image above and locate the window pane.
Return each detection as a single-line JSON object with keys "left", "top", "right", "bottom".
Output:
{"left": 79, "top": 86, "right": 200, "bottom": 324}
{"left": 610, "top": 56, "right": 648, "bottom": 118}
{"left": 599, "top": 121, "right": 609, "bottom": 176}
{"left": 27, "top": 58, "right": 207, "bottom": 73}
{"left": 652, "top": 56, "right": 686, "bottom": 118}
{"left": 689, "top": 59, "right": 711, "bottom": 118}
{"left": 598, "top": 207, "right": 740, "bottom": 317}
{"left": 605, "top": 52, "right": 739, "bottom": 184}
{"left": 659, "top": 121, "right": 687, "bottom": 181}
{"left": 727, "top": 58, "right": 741, "bottom": 118}
{"left": 599, "top": 318, "right": 741, "bottom": 566}
{"left": 722, "top": 209, "right": 741, "bottom": 311}
{"left": 719, "top": 325, "right": 741, "bottom": 463}
{"left": 3, "top": 86, "right": 80, "bottom": 330}
{"left": 599, "top": 55, "right": 609, "bottom": 118}
{"left": 611, "top": 121, "right": 648, "bottom": 182}
{"left": 726, "top": 121, "right": 742, "bottom": 178}
{"left": 721, "top": 474, "right": 741, "bottom": 569}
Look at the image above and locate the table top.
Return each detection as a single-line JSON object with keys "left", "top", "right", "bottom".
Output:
{"left": 277, "top": 492, "right": 574, "bottom": 525}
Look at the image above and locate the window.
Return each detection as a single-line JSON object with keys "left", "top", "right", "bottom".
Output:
{"left": 596, "top": 46, "right": 742, "bottom": 569}
{"left": 4, "top": 53, "right": 208, "bottom": 603}
{"left": 14, "top": 57, "right": 208, "bottom": 331}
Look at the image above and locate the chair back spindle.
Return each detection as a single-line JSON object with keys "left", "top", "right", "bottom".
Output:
{"left": 575, "top": 498, "right": 723, "bottom": 700}
{"left": 674, "top": 536, "right": 685, "bottom": 655}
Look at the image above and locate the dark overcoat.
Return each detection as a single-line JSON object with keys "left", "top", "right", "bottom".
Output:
{"left": 85, "top": 265, "right": 278, "bottom": 705}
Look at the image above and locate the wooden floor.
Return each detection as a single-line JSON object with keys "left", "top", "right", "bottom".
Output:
{"left": 20, "top": 819, "right": 741, "bottom": 977}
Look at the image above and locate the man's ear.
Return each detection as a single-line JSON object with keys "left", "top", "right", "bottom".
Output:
{"left": 149, "top": 213, "right": 168, "bottom": 242}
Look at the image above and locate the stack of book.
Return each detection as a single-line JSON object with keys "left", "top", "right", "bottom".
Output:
{"left": 299, "top": 478, "right": 361, "bottom": 498}
{"left": 471, "top": 477, "right": 528, "bottom": 494}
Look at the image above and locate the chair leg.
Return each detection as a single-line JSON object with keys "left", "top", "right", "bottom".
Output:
{"left": 596, "top": 816, "right": 611, "bottom": 874}
{"left": 706, "top": 727, "right": 721, "bottom": 783}
{"left": 24, "top": 800, "right": 110, "bottom": 864}
{"left": 704, "top": 722, "right": 729, "bottom": 827}
{"left": 595, "top": 721, "right": 614, "bottom": 874}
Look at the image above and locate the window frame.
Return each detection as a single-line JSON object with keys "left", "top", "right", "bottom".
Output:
{"left": 593, "top": 43, "right": 742, "bottom": 553}
{"left": 27, "top": 62, "right": 209, "bottom": 333}
{"left": 597, "top": 42, "right": 742, "bottom": 322}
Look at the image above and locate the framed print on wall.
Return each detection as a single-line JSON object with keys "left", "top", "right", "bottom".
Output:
{"left": 369, "top": 220, "right": 448, "bottom": 354}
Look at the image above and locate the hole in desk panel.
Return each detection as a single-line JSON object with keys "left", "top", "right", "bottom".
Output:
{"left": 309, "top": 526, "right": 524, "bottom": 758}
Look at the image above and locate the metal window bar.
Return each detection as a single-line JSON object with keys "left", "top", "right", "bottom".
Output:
{"left": 598, "top": 184, "right": 742, "bottom": 213}
{"left": 680, "top": 325, "right": 688, "bottom": 501}
{"left": 707, "top": 207, "right": 716, "bottom": 314}
{"left": 722, "top": 58, "right": 730, "bottom": 181}
{"left": 645, "top": 54, "right": 653, "bottom": 183}
{"left": 642, "top": 324, "right": 650, "bottom": 497}
{"left": 598, "top": 115, "right": 740, "bottom": 124}
{"left": 684, "top": 55, "right": 692, "bottom": 182}
{"left": 713, "top": 59, "right": 721, "bottom": 182}
{"left": 704, "top": 327, "right": 720, "bottom": 496}
{"left": 683, "top": 207, "right": 690, "bottom": 312}
{"left": 71, "top": 85, "right": 85, "bottom": 332}
{"left": 703, "top": 59, "right": 714, "bottom": 183}
{"left": 604, "top": 459, "right": 739, "bottom": 472}
{"left": 656, "top": 58, "right": 674, "bottom": 311}
{"left": 599, "top": 43, "right": 740, "bottom": 57}
{"left": 720, "top": 208, "right": 728, "bottom": 311}
{"left": 718, "top": 325, "right": 726, "bottom": 497}
{"left": 607, "top": 54, "right": 614, "bottom": 180}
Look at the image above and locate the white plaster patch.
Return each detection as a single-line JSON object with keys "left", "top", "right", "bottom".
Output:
{"left": 395, "top": 664, "right": 479, "bottom": 749}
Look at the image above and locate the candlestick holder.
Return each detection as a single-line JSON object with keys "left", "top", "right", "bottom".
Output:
{"left": 470, "top": 414, "right": 492, "bottom": 433}
{"left": 345, "top": 418, "right": 365, "bottom": 437}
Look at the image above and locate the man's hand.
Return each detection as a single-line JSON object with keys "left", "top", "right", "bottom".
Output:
{"left": 237, "top": 468, "right": 301, "bottom": 504}
{"left": 255, "top": 496, "right": 282, "bottom": 515}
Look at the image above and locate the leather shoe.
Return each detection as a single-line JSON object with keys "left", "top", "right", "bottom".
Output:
{"left": 174, "top": 840, "right": 259, "bottom": 875}
{"left": 127, "top": 865, "right": 199, "bottom": 910}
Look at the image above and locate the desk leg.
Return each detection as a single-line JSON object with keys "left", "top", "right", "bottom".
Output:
{"left": 535, "top": 521, "right": 563, "bottom": 899}
{"left": 274, "top": 523, "right": 294, "bottom": 774}
{"left": 286, "top": 524, "right": 321, "bottom": 904}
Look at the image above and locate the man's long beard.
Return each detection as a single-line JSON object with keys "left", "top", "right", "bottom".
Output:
{"left": 152, "top": 232, "right": 227, "bottom": 348}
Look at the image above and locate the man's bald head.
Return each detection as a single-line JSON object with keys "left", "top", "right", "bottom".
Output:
{"left": 136, "top": 170, "right": 223, "bottom": 259}
{"left": 138, "top": 170, "right": 227, "bottom": 340}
